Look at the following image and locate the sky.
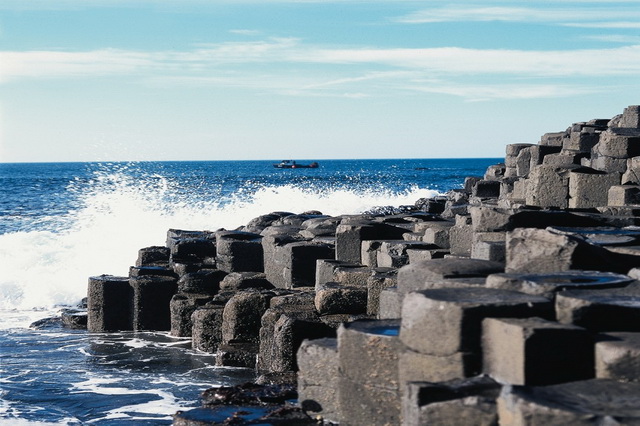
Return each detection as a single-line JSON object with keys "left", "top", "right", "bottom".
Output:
{"left": 1, "top": 0, "right": 640, "bottom": 162}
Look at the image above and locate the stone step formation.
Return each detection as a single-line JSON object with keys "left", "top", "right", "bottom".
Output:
{"left": 82, "top": 105, "right": 640, "bottom": 425}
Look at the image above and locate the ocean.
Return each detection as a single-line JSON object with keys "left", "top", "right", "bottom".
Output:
{"left": 0, "top": 158, "right": 499, "bottom": 424}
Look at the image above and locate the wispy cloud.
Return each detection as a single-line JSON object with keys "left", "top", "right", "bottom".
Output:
{"left": 0, "top": 0, "right": 445, "bottom": 10}
{"left": 0, "top": 49, "right": 154, "bottom": 81}
{"left": 229, "top": 29, "right": 262, "bottom": 36}
{"left": 395, "top": 5, "right": 640, "bottom": 26}
{"left": 305, "top": 45, "right": 640, "bottom": 77}
{"left": 410, "top": 81, "right": 603, "bottom": 102}
{"left": 0, "top": 38, "right": 299, "bottom": 82}
{"left": 583, "top": 34, "right": 640, "bottom": 43}
{"left": 564, "top": 22, "right": 640, "bottom": 29}
{"left": 3, "top": 39, "right": 640, "bottom": 101}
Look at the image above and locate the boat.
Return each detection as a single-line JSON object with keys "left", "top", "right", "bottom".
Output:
{"left": 273, "top": 160, "right": 319, "bottom": 169}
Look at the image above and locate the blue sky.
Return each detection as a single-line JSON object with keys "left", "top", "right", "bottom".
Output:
{"left": 1, "top": 0, "right": 640, "bottom": 162}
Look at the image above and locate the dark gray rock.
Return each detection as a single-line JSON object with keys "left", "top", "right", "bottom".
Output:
{"left": 314, "top": 282, "right": 367, "bottom": 315}
{"left": 596, "top": 332, "right": 640, "bottom": 382}
{"left": 61, "top": 309, "right": 87, "bottom": 329}
{"left": 169, "top": 237, "right": 216, "bottom": 261}
{"left": 130, "top": 275, "right": 178, "bottom": 331}
{"left": 219, "top": 272, "right": 274, "bottom": 291}
{"left": 177, "top": 269, "right": 227, "bottom": 294}
{"left": 335, "top": 218, "right": 408, "bottom": 263}
{"left": 297, "top": 338, "right": 341, "bottom": 423}
{"left": 398, "top": 347, "right": 480, "bottom": 385}
{"left": 506, "top": 228, "right": 640, "bottom": 274}
{"left": 87, "top": 275, "right": 132, "bottom": 332}
{"left": 222, "top": 290, "right": 273, "bottom": 345}
{"left": 397, "top": 258, "right": 503, "bottom": 294}
{"left": 169, "top": 293, "right": 213, "bottom": 337}
{"left": 244, "top": 211, "right": 294, "bottom": 233}
{"left": 482, "top": 317, "right": 594, "bottom": 385}
{"left": 129, "top": 265, "right": 177, "bottom": 278}
{"left": 403, "top": 376, "right": 501, "bottom": 426}
{"left": 216, "top": 230, "right": 264, "bottom": 273}
{"left": 367, "top": 267, "right": 398, "bottom": 317}
{"left": 278, "top": 241, "right": 335, "bottom": 288}
{"left": 257, "top": 308, "right": 335, "bottom": 374}
{"left": 339, "top": 374, "right": 400, "bottom": 426}
{"left": 556, "top": 288, "right": 640, "bottom": 332}
{"left": 191, "top": 303, "right": 226, "bottom": 353}
{"left": 338, "top": 319, "right": 401, "bottom": 388}
{"left": 486, "top": 270, "right": 633, "bottom": 299}
{"left": 135, "top": 246, "right": 170, "bottom": 267}
{"left": 215, "top": 342, "right": 259, "bottom": 368}
{"left": 378, "top": 287, "right": 402, "bottom": 319}
{"left": 473, "top": 180, "right": 501, "bottom": 198}
{"left": 400, "top": 288, "right": 553, "bottom": 356}
{"left": 497, "top": 379, "right": 640, "bottom": 424}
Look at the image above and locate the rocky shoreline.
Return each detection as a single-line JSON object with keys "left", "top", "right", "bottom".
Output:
{"left": 79, "top": 105, "right": 640, "bottom": 425}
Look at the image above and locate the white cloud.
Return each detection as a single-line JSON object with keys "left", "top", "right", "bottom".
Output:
{"left": 0, "top": 0, "right": 437, "bottom": 10}
{"left": 563, "top": 22, "right": 640, "bottom": 29}
{"left": 3, "top": 41, "right": 640, "bottom": 101}
{"left": 396, "top": 5, "right": 640, "bottom": 25}
{"left": 305, "top": 45, "right": 640, "bottom": 77}
{"left": 229, "top": 29, "right": 262, "bottom": 36}
{"left": 5, "top": 42, "right": 640, "bottom": 80}
{"left": 410, "top": 82, "right": 603, "bottom": 102}
{"left": 0, "top": 49, "right": 154, "bottom": 82}
{"left": 0, "top": 38, "right": 300, "bottom": 82}
{"left": 583, "top": 34, "right": 640, "bottom": 43}
{"left": 299, "top": 71, "right": 414, "bottom": 90}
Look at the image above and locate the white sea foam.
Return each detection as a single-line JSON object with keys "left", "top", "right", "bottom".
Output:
{"left": 71, "top": 376, "right": 133, "bottom": 395}
{"left": 100, "top": 388, "right": 184, "bottom": 420}
{"left": 70, "top": 374, "right": 189, "bottom": 423}
{"left": 0, "top": 308, "right": 62, "bottom": 330}
{"left": 0, "top": 395, "right": 79, "bottom": 425}
{"left": 0, "top": 167, "right": 438, "bottom": 314}
{"left": 0, "top": 418, "right": 78, "bottom": 426}
{"left": 121, "top": 338, "right": 150, "bottom": 349}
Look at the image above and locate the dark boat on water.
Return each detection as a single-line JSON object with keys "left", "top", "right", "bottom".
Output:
{"left": 273, "top": 160, "right": 319, "bottom": 169}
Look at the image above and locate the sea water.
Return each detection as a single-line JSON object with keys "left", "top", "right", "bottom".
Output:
{"left": 0, "top": 158, "right": 499, "bottom": 424}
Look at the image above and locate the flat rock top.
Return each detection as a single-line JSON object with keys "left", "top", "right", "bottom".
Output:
{"left": 508, "top": 379, "right": 640, "bottom": 416}
{"left": 416, "top": 287, "right": 549, "bottom": 305}
{"left": 557, "top": 290, "right": 640, "bottom": 307}
{"left": 485, "top": 316, "right": 584, "bottom": 331}
{"left": 549, "top": 227, "right": 640, "bottom": 246}
{"left": 598, "top": 332, "right": 640, "bottom": 348}
{"left": 607, "top": 127, "right": 640, "bottom": 137}
{"left": 298, "top": 337, "right": 338, "bottom": 353}
{"left": 405, "top": 258, "right": 504, "bottom": 278}
{"left": 487, "top": 271, "right": 633, "bottom": 293}
{"left": 216, "top": 230, "right": 263, "bottom": 240}
{"left": 342, "top": 319, "right": 400, "bottom": 336}
{"left": 410, "top": 375, "right": 501, "bottom": 404}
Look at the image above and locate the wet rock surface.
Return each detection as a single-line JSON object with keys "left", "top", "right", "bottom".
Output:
{"left": 173, "top": 383, "right": 319, "bottom": 426}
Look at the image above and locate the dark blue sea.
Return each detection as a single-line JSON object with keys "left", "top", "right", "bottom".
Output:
{"left": 0, "top": 158, "right": 499, "bottom": 424}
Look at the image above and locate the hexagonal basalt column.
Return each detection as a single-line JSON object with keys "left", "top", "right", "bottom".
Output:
{"left": 497, "top": 379, "right": 640, "bottom": 424}
{"left": 595, "top": 332, "right": 640, "bottom": 382}
{"left": 400, "top": 288, "right": 553, "bottom": 357}
{"left": 486, "top": 270, "right": 633, "bottom": 299}
{"left": 556, "top": 289, "right": 640, "bottom": 332}
{"left": 215, "top": 230, "right": 264, "bottom": 273}
{"left": 403, "top": 376, "right": 502, "bottom": 426}
{"left": 338, "top": 319, "right": 402, "bottom": 426}
{"left": 482, "top": 317, "right": 594, "bottom": 386}
{"left": 87, "top": 275, "right": 132, "bottom": 332}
